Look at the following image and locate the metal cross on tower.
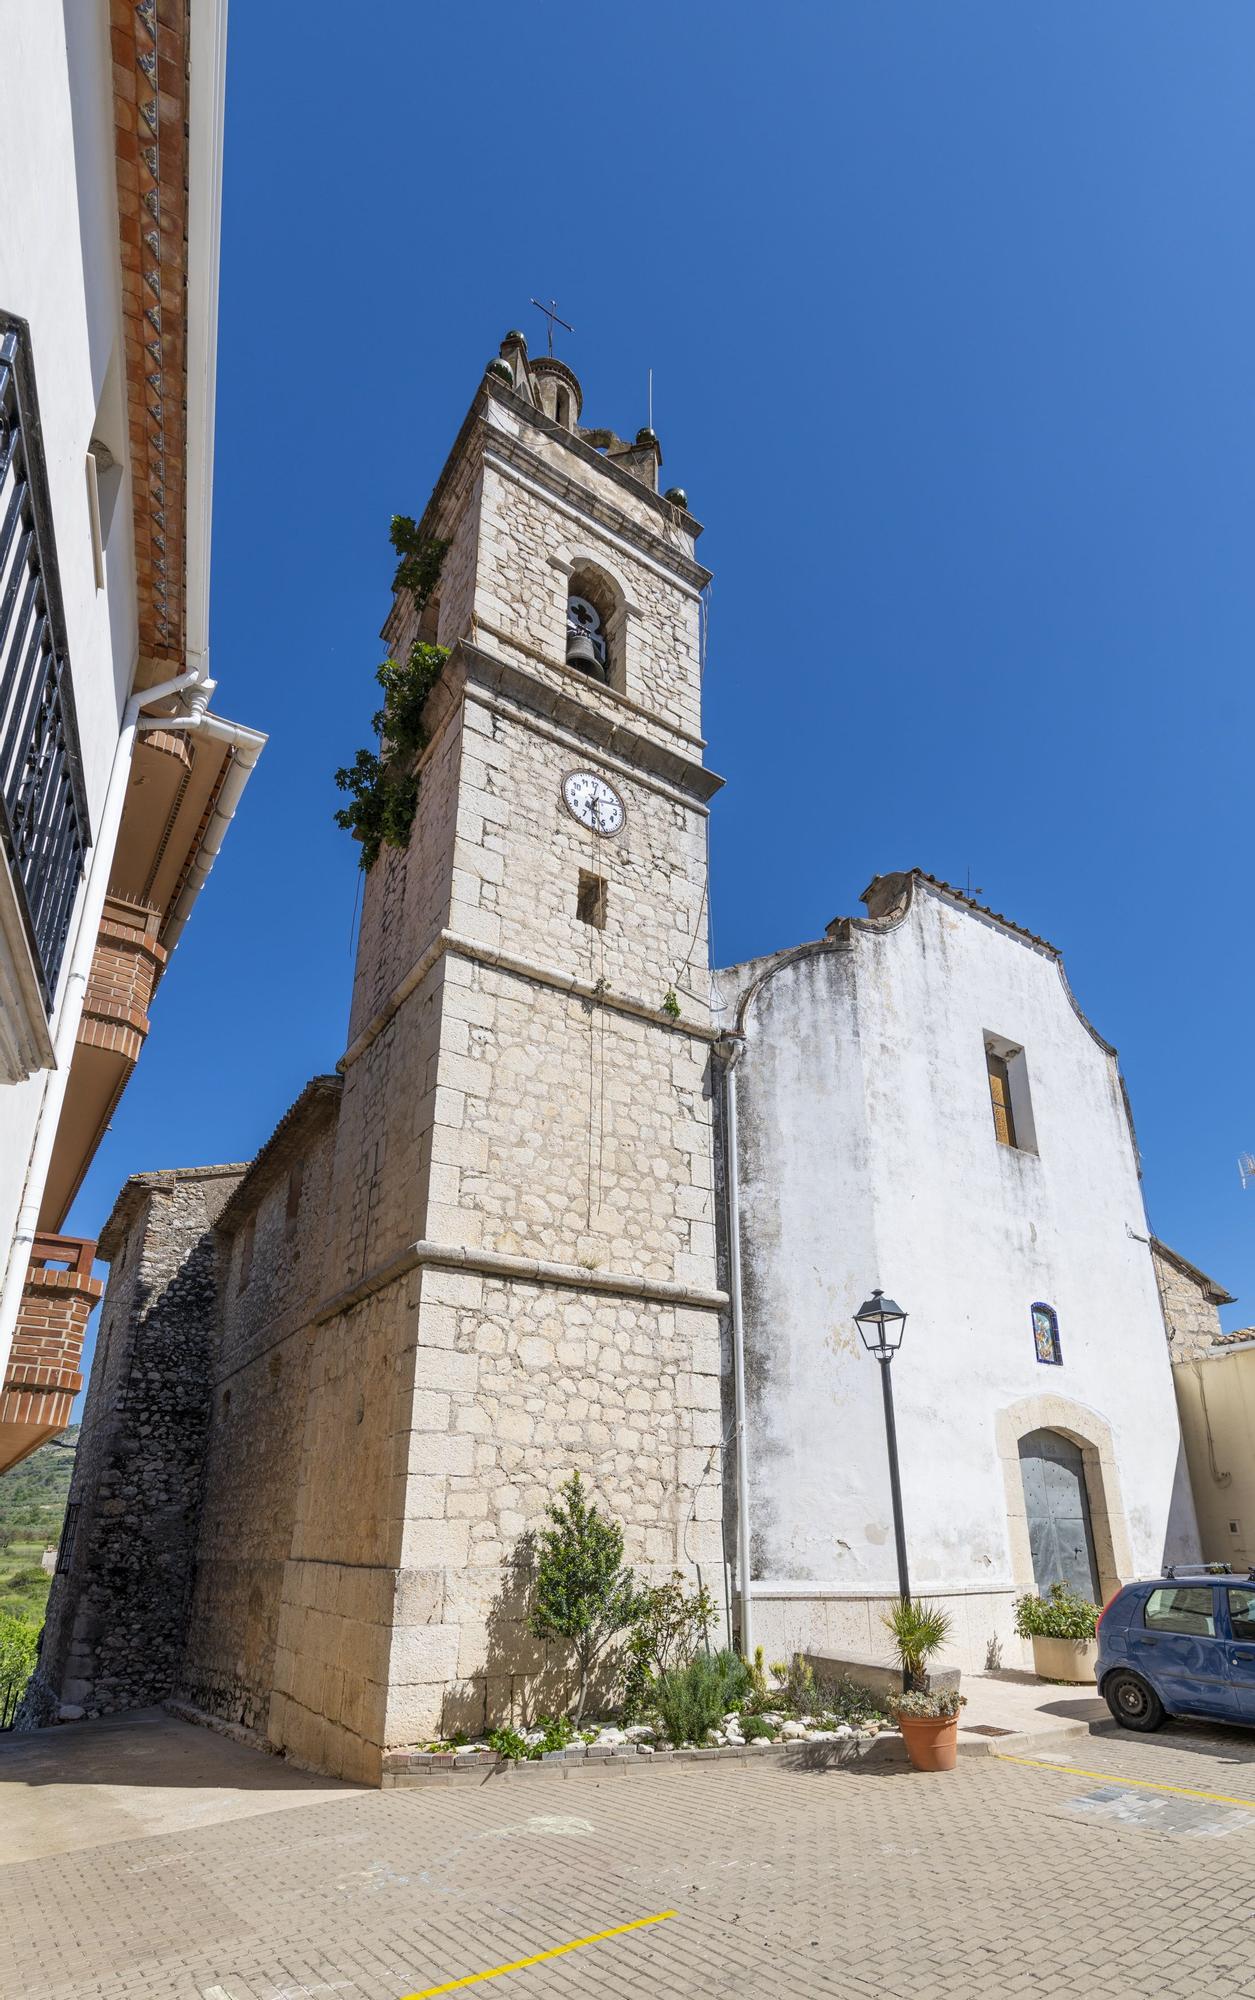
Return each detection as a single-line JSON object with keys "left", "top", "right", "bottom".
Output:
{"left": 529, "top": 297, "right": 574, "bottom": 354}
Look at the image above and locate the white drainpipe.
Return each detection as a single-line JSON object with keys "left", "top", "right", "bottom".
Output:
{"left": 0, "top": 668, "right": 205, "bottom": 1384}
{"left": 135, "top": 703, "right": 267, "bottom": 951}
{"left": 720, "top": 1035, "right": 754, "bottom": 1658}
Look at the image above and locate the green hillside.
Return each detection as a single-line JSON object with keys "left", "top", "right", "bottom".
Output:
{"left": 0, "top": 1426, "right": 77, "bottom": 1624}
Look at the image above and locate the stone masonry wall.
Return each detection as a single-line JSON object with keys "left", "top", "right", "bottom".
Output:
{"left": 435, "top": 955, "right": 717, "bottom": 1282}
{"left": 178, "top": 1102, "right": 339, "bottom": 1734}
{"left": 25, "top": 1168, "right": 242, "bottom": 1724}
{"left": 383, "top": 1264, "right": 726, "bottom": 1744}
{"left": 474, "top": 453, "right": 704, "bottom": 745}
{"left": 1153, "top": 1243, "right": 1228, "bottom": 1360}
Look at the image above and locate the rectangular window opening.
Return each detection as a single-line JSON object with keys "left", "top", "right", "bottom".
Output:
{"left": 239, "top": 1215, "right": 255, "bottom": 1291}
{"left": 576, "top": 869, "right": 608, "bottom": 930}
{"left": 984, "top": 1034, "right": 1038, "bottom": 1154}
{"left": 56, "top": 1501, "right": 81, "bottom": 1574}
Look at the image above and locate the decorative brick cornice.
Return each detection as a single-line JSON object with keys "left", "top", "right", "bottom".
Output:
{"left": 78, "top": 896, "right": 167, "bottom": 1064}
{"left": 0, "top": 1235, "right": 102, "bottom": 1432}
{"left": 111, "top": 0, "right": 190, "bottom": 669}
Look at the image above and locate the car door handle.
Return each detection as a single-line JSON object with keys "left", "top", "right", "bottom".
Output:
{"left": 1234, "top": 1650, "right": 1255, "bottom": 1663}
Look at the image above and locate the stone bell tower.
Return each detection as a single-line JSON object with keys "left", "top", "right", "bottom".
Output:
{"left": 267, "top": 332, "right": 727, "bottom": 1771}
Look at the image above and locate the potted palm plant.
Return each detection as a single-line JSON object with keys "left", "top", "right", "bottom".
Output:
{"left": 1013, "top": 1582, "right": 1100, "bottom": 1683}
{"left": 882, "top": 1599, "right": 966, "bottom": 1772}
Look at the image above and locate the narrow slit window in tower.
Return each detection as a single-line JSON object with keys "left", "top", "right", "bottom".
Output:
{"left": 577, "top": 870, "right": 608, "bottom": 929}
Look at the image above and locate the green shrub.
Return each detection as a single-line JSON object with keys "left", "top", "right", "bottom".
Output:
{"left": 882, "top": 1599, "right": 951, "bottom": 1683}
{"left": 620, "top": 1570, "right": 716, "bottom": 1720}
{"left": 0, "top": 1612, "right": 38, "bottom": 1728}
{"left": 1013, "top": 1581, "right": 1099, "bottom": 1641}
{"left": 333, "top": 516, "right": 450, "bottom": 870}
{"left": 742, "top": 1651, "right": 820, "bottom": 1716}
{"left": 532, "top": 1714, "right": 576, "bottom": 1755}
{"left": 738, "top": 1715, "right": 776, "bottom": 1742}
{"left": 527, "top": 1472, "right": 642, "bottom": 1722}
{"left": 2, "top": 1566, "right": 47, "bottom": 1590}
{"left": 652, "top": 1648, "right": 751, "bottom": 1746}
{"left": 487, "top": 1726, "right": 530, "bottom": 1761}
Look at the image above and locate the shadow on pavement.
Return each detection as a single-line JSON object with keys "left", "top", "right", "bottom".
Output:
{"left": 0, "top": 1705, "right": 349, "bottom": 1792}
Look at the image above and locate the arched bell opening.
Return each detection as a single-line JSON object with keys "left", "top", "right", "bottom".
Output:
{"left": 565, "top": 562, "right": 623, "bottom": 690}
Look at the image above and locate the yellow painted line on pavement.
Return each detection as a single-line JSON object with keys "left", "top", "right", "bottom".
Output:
{"left": 398, "top": 1909, "right": 677, "bottom": 1997}
{"left": 993, "top": 1751, "right": 1255, "bottom": 1812}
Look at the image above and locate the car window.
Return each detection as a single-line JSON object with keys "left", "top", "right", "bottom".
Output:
{"left": 1143, "top": 1586, "right": 1216, "bottom": 1637}
{"left": 1227, "top": 1588, "right": 1255, "bottom": 1641}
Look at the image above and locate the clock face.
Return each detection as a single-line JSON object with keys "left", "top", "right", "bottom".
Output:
{"left": 561, "top": 770, "right": 626, "bottom": 837}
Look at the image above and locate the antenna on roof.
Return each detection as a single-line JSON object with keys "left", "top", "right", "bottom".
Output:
{"left": 648, "top": 367, "right": 653, "bottom": 433}
{"left": 1239, "top": 1153, "right": 1255, "bottom": 1189}
{"left": 965, "top": 868, "right": 984, "bottom": 902}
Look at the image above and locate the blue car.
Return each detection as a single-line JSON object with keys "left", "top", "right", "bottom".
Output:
{"left": 1097, "top": 1567, "right": 1255, "bottom": 1731}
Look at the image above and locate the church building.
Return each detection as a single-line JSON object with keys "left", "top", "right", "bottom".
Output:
{"left": 30, "top": 336, "right": 1213, "bottom": 1770}
{"left": 714, "top": 869, "right": 1202, "bottom": 1673}
{"left": 29, "top": 334, "right": 728, "bottom": 1777}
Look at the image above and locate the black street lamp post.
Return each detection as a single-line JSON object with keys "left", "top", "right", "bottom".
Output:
{"left": 854, "top": 1289, "right": 911, "bottom": 1609}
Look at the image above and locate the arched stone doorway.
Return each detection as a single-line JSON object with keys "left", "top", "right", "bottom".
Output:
{"left": 996, "top": 1394, "right": 1134, "bottom": 1604}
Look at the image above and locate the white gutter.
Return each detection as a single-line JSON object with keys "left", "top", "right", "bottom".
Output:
{"left": 136, "top": 706, "right": 267, "bottom": 951}
{"left": 183, "top": 0, "right": 229, "bottom": 684}
{"left": 719, "top": 1036, "right": 754, "bottom": 1657}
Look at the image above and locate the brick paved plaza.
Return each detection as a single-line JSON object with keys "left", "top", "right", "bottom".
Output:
{"left": 4, "top": 1714, "right": 1255, "bottom": 1999}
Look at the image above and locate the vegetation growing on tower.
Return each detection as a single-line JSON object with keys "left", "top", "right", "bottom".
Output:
{"left": 333, "top": 516, "right": 449, "bottom": 870}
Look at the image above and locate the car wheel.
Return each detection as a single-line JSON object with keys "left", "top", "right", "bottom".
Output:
{"left": 1103, "top": 1669, "right": 1164, "bottom": 1732}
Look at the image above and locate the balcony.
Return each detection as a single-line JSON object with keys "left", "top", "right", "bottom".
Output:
{"left": 0, "top": 1234, "right": 102, "bottom": 1474}
{"left": 0, "top": 311, "right": 91, "bottom": 1080}
{"left": 38, "top": 897, "right": 167, "bottom": 1228}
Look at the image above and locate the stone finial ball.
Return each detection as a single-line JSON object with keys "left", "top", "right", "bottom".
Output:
{"left": 487, "top": 357, "right": 513, "bottom": 383}
{"left": 636, "top": 427, "right": 659, "bottom": 446}
{"left": 664, "top": 486, "right": 689, "bottom": 509}
{"left": 502, "top": 330, "right": 527, "bottom": 346}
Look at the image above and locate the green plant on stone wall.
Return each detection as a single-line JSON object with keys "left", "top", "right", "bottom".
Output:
{"left": 334, "top": 515, "right": 450, "bottom": 870}
{"left": 527, "top": 1472, "right": 643, "bottom": 1723}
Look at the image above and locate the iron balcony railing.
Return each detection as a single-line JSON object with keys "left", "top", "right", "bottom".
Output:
{"left": 0, "top": 312, "right": 91, "bottom": 1011}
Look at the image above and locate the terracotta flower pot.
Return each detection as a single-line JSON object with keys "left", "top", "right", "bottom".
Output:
{"left": 897, "top": 1713, "right": 960, "bottom": 1772}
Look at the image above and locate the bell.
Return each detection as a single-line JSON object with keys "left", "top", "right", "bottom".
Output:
{"left": 566, "top": 628, "right": 602, "bottom": 676}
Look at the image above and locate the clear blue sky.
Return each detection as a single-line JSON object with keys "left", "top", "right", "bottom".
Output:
{"left": 68, "top": 0, "right": 1255, "bottom": 1405}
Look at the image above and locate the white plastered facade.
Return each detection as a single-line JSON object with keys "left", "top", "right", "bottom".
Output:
{"left": 716, "top": 875, "right": 1199, "bottom": 1672}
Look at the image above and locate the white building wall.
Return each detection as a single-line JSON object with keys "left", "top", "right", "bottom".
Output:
{"left": 0, "top": 5, "right": 136, "bottom": 1249}
{"left": 719, "top": 878, "right": 1199, "bottom": 1672}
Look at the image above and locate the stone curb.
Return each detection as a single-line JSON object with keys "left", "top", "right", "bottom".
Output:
{"left": 381, "top": 1733, "right": 907, "bottom": 1788}
{"left": 963, "top": 1716, "right": 1117, "bottom": 1760}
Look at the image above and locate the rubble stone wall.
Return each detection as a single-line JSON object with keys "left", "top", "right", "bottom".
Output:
{"left": 24, "top": 1169, "right": 241, "bottom": 1724}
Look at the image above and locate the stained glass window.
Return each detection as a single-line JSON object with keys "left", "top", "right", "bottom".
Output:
{"left": 1032, "top": 1303, "right": 1062, "bottom": 1365}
